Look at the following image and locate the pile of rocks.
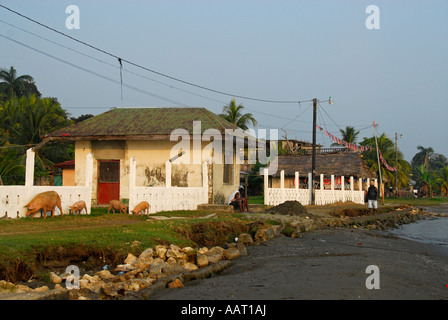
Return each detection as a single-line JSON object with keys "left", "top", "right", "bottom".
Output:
{"left": 0, "top": 225, "right": 285, "bottom": 300}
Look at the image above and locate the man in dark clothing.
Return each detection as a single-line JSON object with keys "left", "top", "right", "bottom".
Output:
{"left": 367, "top": 181, "right": 378, "bottom": 214}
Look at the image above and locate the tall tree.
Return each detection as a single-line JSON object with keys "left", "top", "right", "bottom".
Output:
{"left": 0, "top": 95, "right": 73, "bottom": 183}
{"left": 219, "top": 99, "right": 257, "bottom": 130}
{"left": 331, "top": 126, "right": 359, "bottom": 147}
{"left": 411, "top": 146, "right": 434, "bottom": 170}
{"left": 360, "top": 133, "right": 411, "bottom": 189}
{"left": 414, "top": 164, "right": 435, "bottom": 197}
{"left": 0, "top": 66, "right": 39, "bottom": 100}
{"left": 0, "top": 146, "right": 25, "bottom": 185}
{"left": 436, "top": 166, "right": 448, "bottom": 197}
{"left": 410, "top": 146, "right": 448, "bottom": 196}
{"left": 71, "top": 114, "right": 94, "bottom": 123}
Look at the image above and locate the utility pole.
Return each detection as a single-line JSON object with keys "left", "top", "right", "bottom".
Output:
{"left": 395, "top": 133, "right": 398, "bottom": 197}
{"left": 311, "top": 98, "right": 317, "bottom": 204}
{"left": 310, "top": 97, "right": 333, "bottom": 204}
{"left": 395, "top": 132, "right": 402, "bottom": 197}
{"left": 374, "top": 121, "right": 384, "bottom": 205}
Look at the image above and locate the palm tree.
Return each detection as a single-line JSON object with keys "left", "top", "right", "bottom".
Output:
{"left": 219, "top": 99, "right": 257, "bottom": 130}
{"left": 436, "top": 166, "right": 448, "bottom": 197}
{"left": 0, "top": 95, "right": 73, "bottom": 183}
{"left": 414, "top": 164, "right": 436, "bottom": 197}
{"left": 0, "top": 147, "right": 25, "bottom": 185}
{"left": 360, "top": 133, "right": 411, "bottom": 189}
{"left": 331, "top": 126, "right": 359, "bottom": 147}
{"left": 0, "top": 66, "right": 37, "bottom": 100}
{"left": 411, "top": 146, "right": 434, "bottom": 171}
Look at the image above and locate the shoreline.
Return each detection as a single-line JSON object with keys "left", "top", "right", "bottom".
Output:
{"left": 150, "top": 206, "right": 448, "bottom": 300}
{"left": 151, "top": 227, "right": 448, "bottom": 300}
{"left": 1, "top": 203, "right": 447, "bottom": 300}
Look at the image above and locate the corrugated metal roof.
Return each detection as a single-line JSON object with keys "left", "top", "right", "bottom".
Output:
{"left": 46, "top": 107, "right": 242, "bottom": 139}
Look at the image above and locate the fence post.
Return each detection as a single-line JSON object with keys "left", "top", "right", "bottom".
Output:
{"left": 280, "top": 170, "right": 285, "bottom": 203}
{"left": 85, "top": 153, "right": 93, "bottom": 188}
{"left": 129, "top": 157, "right": 136, "bottom": 214}
{"left": 202, "top": 161, "right": 208, "bottom": 204}
{"left": 264, "top": 168, "right": 269, "bottom": 205}
{"left": 341, "top": 176, "right": 345, "bottom": 202}
{"left": 85, "top": 153, "right": 93, "bottom": 215}
{"left": 295, "top": 172, "right": 299, "bottom": 190}
{"left": 25, "top": 148, "right": 35, "bottom": 187}
{"left": 165, "top": 160, "right": 171, "bottom": 188}
{"left": 350, "top": 176, "right": 354, "bottom": 202}
{"left": 308, "top": 172, "right": 312, "bottom": 205}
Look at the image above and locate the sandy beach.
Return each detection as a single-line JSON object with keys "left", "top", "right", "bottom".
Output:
{"left": 151, "top": 224, "right": 448, "bottom": 300}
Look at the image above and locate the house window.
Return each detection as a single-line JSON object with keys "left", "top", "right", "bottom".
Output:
{"left": 223, "top": 164, "right": 233, "bottom": 184}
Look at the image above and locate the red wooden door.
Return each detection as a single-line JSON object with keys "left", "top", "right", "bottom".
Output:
{"left": 98, "top": 160, "right": 120, "bottom": 205}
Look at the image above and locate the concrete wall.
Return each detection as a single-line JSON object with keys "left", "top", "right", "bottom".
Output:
{"left": 0, "top": 150, "right": 93, "bottom": 218}
{"left": 74, "top": 139, "right": 240, "bottom": 204}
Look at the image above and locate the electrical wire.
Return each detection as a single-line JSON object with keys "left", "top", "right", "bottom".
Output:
{"left": 0, "top": 19, "right": 231, "bottom": 106}
{"left": 0, "top": 33, "right": 190, "bottom": 107}
{"left": 318, "top": 101, "right": 342, "bottom": 131}
{"left": 0, "top": 8, "right": 376, "bottom": 134}
{"left": 0, "top": 4, "right": 309, "bottom": 104}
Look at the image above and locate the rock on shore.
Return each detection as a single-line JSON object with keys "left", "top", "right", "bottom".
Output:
{"left": 0, "top": 224, "right": 286, "bottom": 300}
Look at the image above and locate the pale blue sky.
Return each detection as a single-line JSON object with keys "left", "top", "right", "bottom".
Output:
{"left": 1, "top": 0, "right": 447, "bottom": 161}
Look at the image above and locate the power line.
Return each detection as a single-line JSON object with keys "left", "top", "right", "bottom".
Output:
{"left": 0, "top": 33, "right": 189, "bottom": 107}
{"left": 318, "top": 101, "right": 342, "bottom": 131}
{"left": 0, "top": 8, "right": 375, "bottom": 133}
{"left": 0, "top": 19, "right": 230, "bottom": 107}
{"left": 0, "top": 4, "right": 309, "bottom": 104}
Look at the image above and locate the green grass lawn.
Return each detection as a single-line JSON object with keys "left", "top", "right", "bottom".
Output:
{"left": 248, "top": 195, "right": 264, "bottom": 204}
{"left": 383, "top": 196, "right": 448, "bottom": 206}
{"left": 1, "top": 197, "right": 446, "bottom": 282}
{"left": 0, "top": 207, "right": 264, "bottom": 282}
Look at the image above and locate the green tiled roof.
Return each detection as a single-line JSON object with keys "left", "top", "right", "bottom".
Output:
{"left": 46, "top": 107, "right": 242, "bottom": 139}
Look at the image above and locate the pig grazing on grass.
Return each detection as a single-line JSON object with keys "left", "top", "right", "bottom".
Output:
{"left": 108, "top": 200, "right": 127, "bottom": 214}
{"left": 25, "top": 191, "right": 62, "bottom": 219}
{"left": 70, "top": 200, "right": 87, "bottom": 215}
{"left": 131, "top": 201, "right": 150, "bottom": 216}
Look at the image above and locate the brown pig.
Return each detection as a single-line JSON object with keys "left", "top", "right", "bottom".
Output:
{"left": 70, "top": 200, "right": 87, "bottom": 215}
{"left": 108, "top": 200, "right": 127, "bottom": 214}
{"left": 131, "top": 201, "right": 150, "bottom": 216}
{"left": 25, "top": 191, "right": 63, "bottom": 219}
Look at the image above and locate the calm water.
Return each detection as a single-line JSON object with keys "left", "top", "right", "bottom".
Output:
{"left": 387, "top": 212, "right": 448, "bottom": 248}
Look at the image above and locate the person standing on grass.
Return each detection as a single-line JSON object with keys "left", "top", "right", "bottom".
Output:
{"left": 367, "top": 181, "right": 378, "bottom": 214}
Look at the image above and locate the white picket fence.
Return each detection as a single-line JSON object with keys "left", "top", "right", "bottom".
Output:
{"left": 128, "top": 157, "right": 208, "bottom": 214}
{"left": 0, "top": 186, "right": 92, "bottom": 219}
{"left": 264, "top": 168, "right": 376, "bottom": 206}
{"left": 0, "top": 149, "right": 93, "bottom": 219}
{"left": 264, "top": 170, "right": 311, "bottom": 205}
{"left": 0, "top": 149, "right": 209, "bottom": 219}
